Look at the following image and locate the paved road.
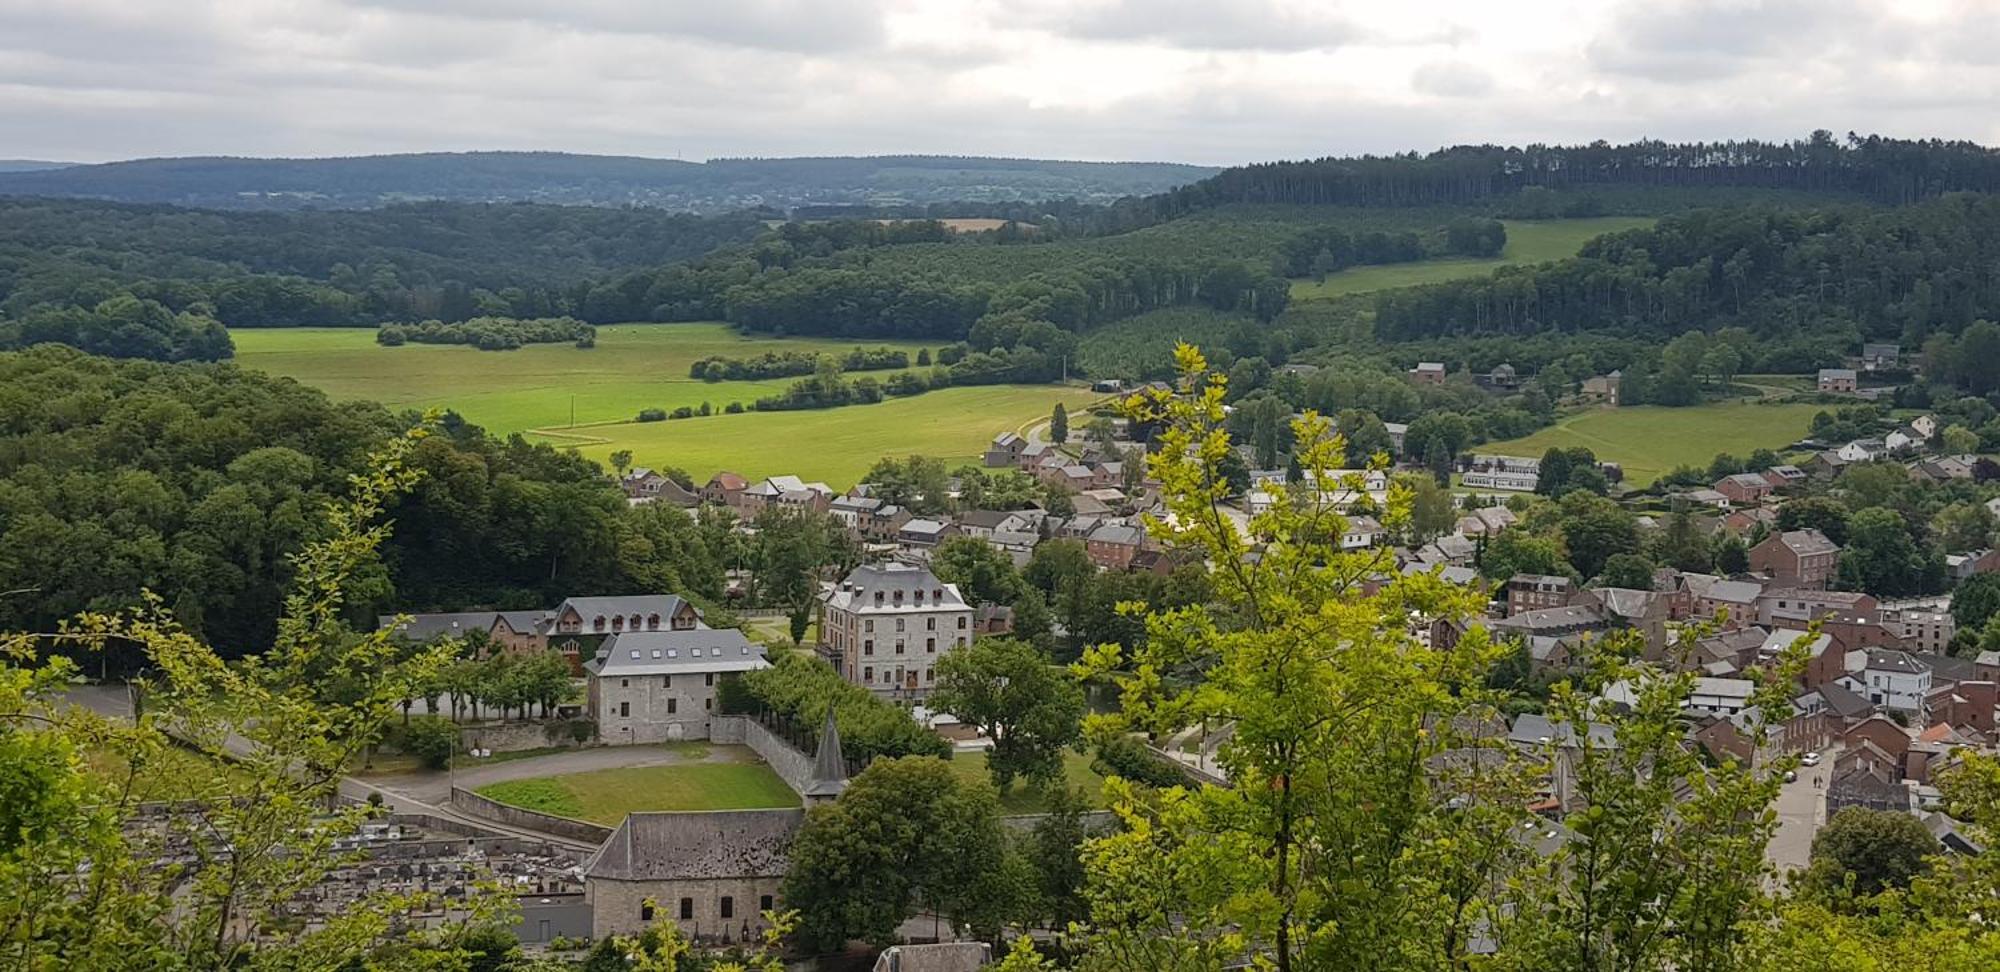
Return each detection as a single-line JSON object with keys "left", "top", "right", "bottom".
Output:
{"left": 1766, "top": 747, "right": 1836, "bottom": 885}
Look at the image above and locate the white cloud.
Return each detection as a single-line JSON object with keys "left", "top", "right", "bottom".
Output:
{"left": 0, "top": 0, "right": 1996, "bottom": 165}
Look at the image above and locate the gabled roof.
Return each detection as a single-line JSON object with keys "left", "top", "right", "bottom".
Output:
{"left": 554, "top": 594, "right": 700, "bottom": 626}
{"left": 585, "top": 629, "right": 765, "bottom": 677}
{"left": 706, "top": 471, "right": 748, "bottom": 491}
{"left": 1865, "top": 648, "right": 1926, "bottom": 676}
{"left": 379, "top": 611, "right": 506, "bottom": 642}
{"left": 1817, "top": 681, "right": 1875, "bottom": 718}
{"left": 585, "top": 809, "right": 803, "bottom": 881}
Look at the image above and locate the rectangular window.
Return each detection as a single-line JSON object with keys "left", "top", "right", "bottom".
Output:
{"left": 896, "top": 618, "right": 906, "bottom": 632}
{"left": 679, "top": 898, "right": 694, "bottom": 920}
{"left": 705, "top": 698, "right": 713, "bottom": 711}
{"left": 864, "top": 640, "right": 874, "bottom": 655}
{"left": 865, "top": 619, "right": 874, "bottom": 633}
{"left": 927, "top": 638, "right": 935, "bottom": 653}
{"left": 957, "top": 616, "right": 968, "bottom": 629}
{"left": 621, "top": 678, "right": 629, "bottom": 688}
{"left": 896, "top": 641, "right": 905, "bottom": 655}
{"left": 720, "top": 896, "right": 734, "bottom": 919}
{"left": 619, "top": 701, "right": 630, "bottom": 717}
{"left": 668, "top": 698, "right": 677, "bottom": 714}
{"left": 927, "top": 617, "right": 936, "bottom": 630}
{"left": 642, "top": 902, "right": 655, "bottom": 921}
{"left": 705, "top": 673, "right": 715, "bottom": 687}
{"left": 925, "top": 668, "right": 934, "bottom": 682}
{"left": 760, "top": 894, "right": 774, "bottom": 913}
{"left": 864, "top": 666, "right": 873, "bottom": 682}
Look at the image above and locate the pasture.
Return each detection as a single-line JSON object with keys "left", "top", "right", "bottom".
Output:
{"left": 534, "top": 384, "right": 1102, "bottom": 486}
{"left": 1290, "top": 217, "right": 1655, "bottom": 299}
{"left": 473, "top": 761, "right": 799, "bottom": 824}
{"left": 1481, "top": 401, "right": 1822, "bottom": 486}
{"left": 230, "top": 323, "right": 934, "bottom": 434}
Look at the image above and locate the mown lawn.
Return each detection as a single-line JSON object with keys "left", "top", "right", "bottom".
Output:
{"left": 946, "top": 749, "right": 1108, "bottom": 814}
{"left": 1290, "top": 217, "right": 1655, "bottom": 299}
{"left": 475, "top": 762, "right": 799, "bottom": 823}
{"left": 83, "top": 743, "right": 255, "bottom": 802}
{"left": 1481, "top": 401, "right": 1822, "bottom": 486}
{"left": 230, "top": 322, "right": 934, "bottom": 435}
{"left": 533, "top": 384, "right": 1103, "bottom": 487}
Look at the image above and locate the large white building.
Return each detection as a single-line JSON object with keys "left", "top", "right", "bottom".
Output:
{"left": 820, "top": 562, "right": 974, "bottom": 700}
{"left": 585, "top": 629, "right": 768, "bottom": 744}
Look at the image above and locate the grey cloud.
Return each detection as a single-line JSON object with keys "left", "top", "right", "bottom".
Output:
{"left": 1411, "top": 61, "right": 1493, "bottom": 98}
{"left": 1052, "top": 0, "right": 1360, "bottom": 52}
{"left": 345, "top": 0, "right": 888, "bottom": 53}
{"left": 1584, "top": 0, "right": 1877, "bottom": 80}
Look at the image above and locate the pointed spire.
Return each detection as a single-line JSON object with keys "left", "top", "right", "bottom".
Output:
{"left": 805, "top": 707, "right": 849, "bottom": 800}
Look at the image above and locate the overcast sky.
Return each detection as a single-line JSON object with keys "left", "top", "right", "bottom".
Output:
{"left": 3, "top": 0, "right": 1997, "bottom": 165}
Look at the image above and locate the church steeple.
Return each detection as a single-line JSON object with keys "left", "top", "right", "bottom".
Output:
{"left": 803, "top": 707, "right": 849, "bottom": 802}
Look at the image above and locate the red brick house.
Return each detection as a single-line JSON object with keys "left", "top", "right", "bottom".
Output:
{"left": 1749, "top": 529, "right": 1840, "bottom": 590}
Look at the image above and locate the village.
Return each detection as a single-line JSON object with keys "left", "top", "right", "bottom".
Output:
{"left": 308, "top": 355, "right": 2000, "bottom": 962}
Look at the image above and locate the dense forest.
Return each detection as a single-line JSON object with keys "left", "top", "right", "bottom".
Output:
{"left": 1152, "top": 131, "right": 2000, "bottom": 214}
{"left": 0, "top": 346, "right": 735, "bottom": 651}
{"left": 1373, "top": 194, "right": 2000, "bottom": 347}
{"left": 0, "top": 152, "right": 1217, "bottom": 211}
{"left": 0, "top": 197, "right": 767, "bottom": 329}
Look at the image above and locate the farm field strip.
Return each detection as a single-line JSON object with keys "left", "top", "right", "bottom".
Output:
{"left": 1290, "top": 217, "right": 1655, "bottom": 299}
{"left": 473, "top": 762, "right": 800, "bottom": 824}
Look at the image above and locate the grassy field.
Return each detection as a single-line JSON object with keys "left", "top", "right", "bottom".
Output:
{"left": 230, "top": 323, "right": 935, "bottom": 434}
{"left": 946, "top": 749, "right": 1108, "bottom": 814}
{"left": 1482, "top": 401, "right": 1822, "bottom": 486}
{"left": 532, "top": 384, "right": 1102, "bottom": 486}
{"left": 83, "top": 743, "right": 254, "bottom": 802}
{"left": 474, "top": 761, "right": 799, "bottom": 824}
{"left": 1290, "top": 217, "right": 1655, "bottom": 299}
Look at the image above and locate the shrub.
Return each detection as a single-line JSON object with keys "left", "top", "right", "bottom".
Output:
{"left": 725, "top": 401, "right": 746, "bottom": 414}
{"left": 1090, "top": 734, "right": 1186, "bottom": 788}
{"left": 637, "top": 408, "right": 667, "bottom": 422}
{"left": 402, "top": 715, "right": 458, "bottom": 770}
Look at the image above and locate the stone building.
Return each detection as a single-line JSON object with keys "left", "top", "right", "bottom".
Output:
{"left": 583, "top": 808, "right": 805, "bottom": 942}
{"left": 585, "top": 629, "right": 768, "bottom": 744}
{"left": 820, "top": 562, "right": 974, "bottom": 701}
{"left": 1748, "top": 529, "right": 1840, "bottom": 590}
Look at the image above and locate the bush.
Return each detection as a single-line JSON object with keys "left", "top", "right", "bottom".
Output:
{"left": 636, "top": 408, "right": 667, "bottom": 422}
{"left": 376, "top": 325, "right": 408, "bottom": 346}
{"left": 670, "top": 405, "right": 695, "bottom": 419}
{"left": 402, "top": 716, "right": 458, "bottom": 770}
{"left": 1091, "top": 734, "right": 1186, "bottom": 788}
{"left": 725, "top": 401, "right": 746, "bottom": 414}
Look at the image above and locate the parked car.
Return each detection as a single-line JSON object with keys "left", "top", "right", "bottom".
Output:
{"left": 1801, "top": 751, "right": 1821, "bottom": 767}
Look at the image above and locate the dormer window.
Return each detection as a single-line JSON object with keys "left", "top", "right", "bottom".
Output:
{"left": 874, "top": 591, "right": 884, "bottom": 605}
{"left": 594, "top": 616, "right": 606, "bottom": 632}
{"left": 933, "top": 589, "right": 943, "bottom": 601}
{"left": 648, "top": 613, "right": 661, "bottom": 630}
{"left": 914, "top": 590, "right": 924, "bottom": 605}
{"left": 612, "top": 616, "right": 625, "bottom": 632}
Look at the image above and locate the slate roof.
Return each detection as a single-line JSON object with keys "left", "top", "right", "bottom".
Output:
{"left": 379, "top": 611, "right": 506, "bottom": 641}
{"left": 824, "top": 562, "right": 968, "bottom": 613}
{"left": 554, "top": 594, "right": 699, "bottom": 625}
{"left": 585, "top": 809, "right": 804, "bottom": 881}
{"left": 1508, "top": 712, "right": 1617, "bottom": 749}
{"left": 584, "top": 629, "right": 766, "bottom": 677}
{"left": 1866, "top": 648, "right": 1926, "bottom": 675}
{"left": 1817, "top": 681, "right": 1875, "bottom": 719}
{"left": 1773, "top": 529, "right": 1839, "bottom": 556}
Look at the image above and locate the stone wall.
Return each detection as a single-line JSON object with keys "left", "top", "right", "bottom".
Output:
{"left": 711, "top": 715, "right": 817, "bottom": 797}
{"left": 449, "top": 787, "right": 615, "bottom": 845}
{"left": 461, "top": 719, "right": 593, "bottom": 754}
{"left": 587, "top": 874, "right": 785, "bottom": 942}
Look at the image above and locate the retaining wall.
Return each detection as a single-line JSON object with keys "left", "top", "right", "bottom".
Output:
{"left": 711, "top": 714, "right": 817, "bottom": 797}
{"left": 448, "top": 787, "right": 615, "bottom": 845}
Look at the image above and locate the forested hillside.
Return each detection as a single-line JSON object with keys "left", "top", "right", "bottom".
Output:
{"left": 1150, "top": 131, "right": 2000, "bottom": 215}
{"left": 0, "top": 346, "right": 729, "bottom": 652}
{"left": 0, "top": 152, "right": 1217, "bottom": 211}
{"left": 1374, "top": 194, "right": 2000, "bottom": 347}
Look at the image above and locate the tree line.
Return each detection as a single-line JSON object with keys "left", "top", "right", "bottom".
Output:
{"left": 1373, "top": 194, "right": 2000, "bottom": 351}
{"left": 377, "top": 315, "right": 595, "bottom": 350}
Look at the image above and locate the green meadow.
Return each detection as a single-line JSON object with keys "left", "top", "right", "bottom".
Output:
{"left": 230, "top": 323, "right": 934, "bottom": 434}
{"left": 475, "top": 762, "right": 800, "bottom": 824}
{"left": 533, "top": 384, "right": 1102, "bottom": 486}
{"left": 1290, "top": 217, "right": 1655, "bottom": 299}
{"left": 1482, "top": 401, "right": 1821, "bottom": 487}
{"left": 230, "top": 323, "right": 1093, "bottom": 485}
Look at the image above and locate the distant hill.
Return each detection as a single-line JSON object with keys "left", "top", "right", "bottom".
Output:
{"left": 0, "top": 152, "right": 1217, "bottom": 212}
{"left": 0, "top": 160, "right": 73, "bottom": 173}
